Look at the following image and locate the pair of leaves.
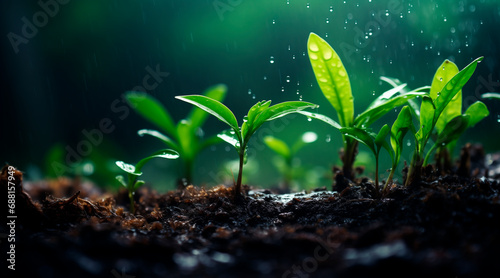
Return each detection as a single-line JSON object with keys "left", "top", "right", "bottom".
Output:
{"left": 175, "top": 95, "right": 318, "bottom": 155}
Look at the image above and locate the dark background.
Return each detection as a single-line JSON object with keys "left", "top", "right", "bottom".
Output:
{"left": 1, "top": 0, "right": 499, "bottom": 190}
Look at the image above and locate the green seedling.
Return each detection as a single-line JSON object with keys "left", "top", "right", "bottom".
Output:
{"left": 404, "top": 57, "right": 486, "bottom": 186}
{"left": 301, "top": 32, "right": 427, "bottom": 180}
{"left": 125, "top": 84, "right": 227, "bottom": 187}
{"left": 339, "top": 124, "right": 391, "bottom": 192}
{"left": 175, "top": 95, "right": 317, "bottom": 198}
{"left": 341, "top": 106, "right": 414, "bottom": 193}
{"left": 115, "top": 149, "right": 179, "bottom": 213}
{"left": 264, "top": 131, "right": 318, "bottom": 188}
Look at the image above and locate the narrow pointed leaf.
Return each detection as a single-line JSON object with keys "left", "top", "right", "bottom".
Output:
{"left": 297, "top": 111, "right": 342, "bottom": 129}
{"left": 176, "top": 95, "right": 239, "bottom": 131}
{"left": 135, "top": 149, "right": 180, "bottom": 173}
{"left": 355, "top": 91, "right": 427, "bottom": 128}
{"left": 464, "top": 101, "right": 489, "bottom": 128}
{"left": 137, "top": 129, "right": 179, "bottom": 151}
{"left": 308, "top": 32, "right": 353, "bottom": 127}
{"left": 252, "top": 101, "right": 318, "bottom": 132}
{"left": 431, "top": 60, "right": 461, "bottom": 134}
{"left": 433, "top": 57, "right": 483, "bottom": 124}
{"left": 367, "top": 84, "right": 407, "bottom": 109}
{"left": 188, "top": 84, "right": 228, "bottom": 129}
{"left": 125, "top": 92, "right": 177, "bottom": 136}
{"left": 380, "top": 76, "right": 431, "bottom": 117}
{"left": 264, "top": 136, "right": 291, "bottom": 160}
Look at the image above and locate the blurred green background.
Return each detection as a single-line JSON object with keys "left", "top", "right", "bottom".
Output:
{"left": 2, "top": 0, "right": 499, "bottom": 191}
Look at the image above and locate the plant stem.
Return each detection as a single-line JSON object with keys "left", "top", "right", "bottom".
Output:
{"left": 342, "top": 139, "right": 358, "bottom": 180}
{"left": 405, "top": 151, "right": 422, "bottom": 187}
{"left": 384, "top": 167, "right": 395, "bottom": 191}
{"left": 375, "top": 155, "right": 379, "bottom": 192}
{"left": 128, "top": 191, "right": 135, "bottom": 214}
{"left": 235, "top": 151, "right": 244, "bottom": 199}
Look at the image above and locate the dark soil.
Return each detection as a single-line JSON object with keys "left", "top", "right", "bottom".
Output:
{"left": 2, "top": 145, "right": 500, "bottom": 278}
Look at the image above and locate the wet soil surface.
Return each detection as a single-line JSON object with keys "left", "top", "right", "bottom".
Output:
{"left": 2, "top": 147, "right": 500, "bottom": 278}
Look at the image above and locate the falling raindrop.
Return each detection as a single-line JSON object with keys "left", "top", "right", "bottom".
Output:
{"left": 286, "top": 76, "right": 291, "bottom": 82}
{"left": 406, "top": 139, "right": 411, "bottom": 147}
{"left": 281, "top": 87, "right": 285, "bottom": 92}
{"left": 306, "top": 3, "right": 310, "bottom": 8}
{"left": 326, "top": 18, "right": 329, "bottom": 23}
{"left": 272, "top": 19, "right": 276, "bottom": 24}
{"left": 263, "top": 76, "right": 267, "bottom": 80}
{"left": 270, "top": 56, "right": 275, "bottom": 63}
{"left": 329, "top": 6, "right": 333, "bottom": 12}
{"left": 248, "top": 89, "right": 252, "bottom": 94}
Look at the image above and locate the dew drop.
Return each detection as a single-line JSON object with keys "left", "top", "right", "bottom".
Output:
{"left": 406, "top": 139, "right": 411, "bottom": 147}
{"left": 309, "top": 42, "right": 319, "bottom": 52}
{"left": 326, "top": 134, "right": 331, "bottom": 142}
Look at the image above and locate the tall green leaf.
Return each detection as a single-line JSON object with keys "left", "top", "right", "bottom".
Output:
{"left": 297, "top": 111, "right": 342, "bottom": 129}
{"left": 416, "top": 96, "right": 435, "bottom": 144}
{"left": 431, "top": 60, "right": 461, "bottom": 134}
{"left": 308, "top": 32, "right": 353, "bottom": 127}
{"left": 125, "top": 92, "right": 177, "bottom": 136}
{"left": 188, "top": 84, "right": 227, "bottom": 130}
{"left": 433, "top": 57, "right": 483, "bottom": 124}
{"left": 176, "top": 95, "right": 239, "bottom": 131}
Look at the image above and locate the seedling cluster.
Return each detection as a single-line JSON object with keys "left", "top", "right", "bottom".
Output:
{"left": 115, "top": 32, "right": 491, "bottom": 212}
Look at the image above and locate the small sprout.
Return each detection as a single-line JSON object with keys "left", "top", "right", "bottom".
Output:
{"left": 175, "top": 95, "right": 317, "bottom": 199}
{"left": 301, "top": 32, "right": 427, "bottom": 180}
{"left": 340, "top": 124, "right": 391, "bottom": 193}
{"left": 125, "top": 84, "right": 227, "bottom": 187}
{"left": 264, "top": 131, "right": 318, "bottom": 189}
{"left": 115, "top": 149, "right": 179, "bottom": 213}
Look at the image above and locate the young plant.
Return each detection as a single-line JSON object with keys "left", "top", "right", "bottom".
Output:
{"left": 115, "top": 149, "right": 179, "bottom": 213}
{"left": 301, "top": 32, "right": 427, "bottom": 180}
{"left": 404, "top": 57, "right": 485, "bottom": 186}
{"left": 175, "top": 95, "right": 318, "bottom": 198}
{"left": 263, "top": 131, "right": 318, "bottom": 188}
{"left": 340, "top": 124, "right": 391, "bottom": 192}
{"left": 125, "top": 84, "right": 227, "bottom": 187}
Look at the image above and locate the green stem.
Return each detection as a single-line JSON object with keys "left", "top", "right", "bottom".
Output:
{"left": 423, "top": 144, "right": 437, "bottom": 166}
{"left": 128, "top": 190, "right": 135, "bottom": 214}
{"left": 342, "top": 139, "right": 358, "bottom": 180}
{"left": 375, "top": 154, "right": 379, "bottom": 192}
{"left": 235, "top": 151, "right": 244, "bottom": 199}
{"left": 384, "top": 166, "right": 396, "bottom": 191}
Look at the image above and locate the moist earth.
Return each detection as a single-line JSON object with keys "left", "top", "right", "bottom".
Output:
{"left": 1, "top": 145, "right": 500, "bottom": 278}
